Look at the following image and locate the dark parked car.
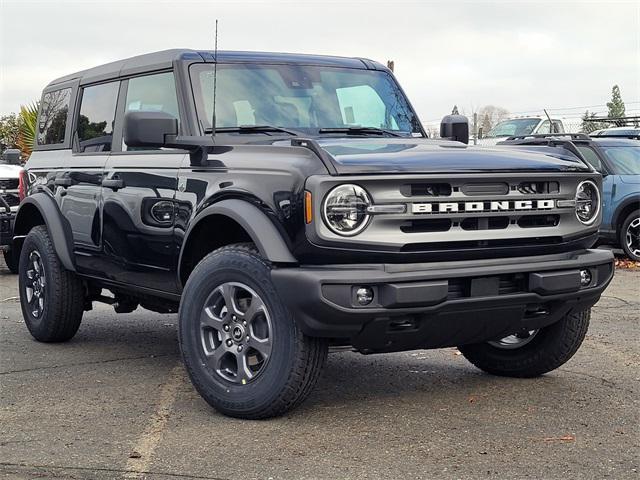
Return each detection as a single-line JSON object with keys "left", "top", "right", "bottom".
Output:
{"left": 14, "top": 50, "right": 614, "bottom": 418}
{"left": 498, "top": 134, "right": 640, "bottom": 261}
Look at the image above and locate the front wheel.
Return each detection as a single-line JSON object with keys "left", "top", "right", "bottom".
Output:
{"left": 178, "top": 244, "right": 328, "bottom": 419}
{"left": 459, "top": 309, "right": 590, "bottom": 377}
{"left": 620, "top": 209, "right": 640, "bottom": 261}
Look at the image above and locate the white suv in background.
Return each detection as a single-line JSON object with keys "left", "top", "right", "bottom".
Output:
{"left": 478, "top": 117, "right": 566, "bottom": 146}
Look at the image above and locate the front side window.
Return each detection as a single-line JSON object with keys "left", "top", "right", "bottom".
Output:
{"left": 576, "top": 145, "right": 603, "bottom": 171}
{"left": 189, "top": 64, "right": 421, "bottom": 135}
{"left": 38, "top": 88, "right": 71, "bottom": 145}
{"left": 77, "top": 82, "right": 119, "bottom": 152}
{"left": 124, "top": 72, "right": 180, "bottom": 150}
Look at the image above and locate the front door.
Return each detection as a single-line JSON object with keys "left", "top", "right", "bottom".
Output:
{"left": 99, "top": 71, "right": 184, "bottom": 293}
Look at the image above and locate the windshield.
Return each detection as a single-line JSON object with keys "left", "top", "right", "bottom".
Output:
{"left": 486, "top": 118, "right": 540, "bottom": 138}
{"left": 602, "top": 146, "right": 640, "bottom": 174}
{"left": 189, "top": 64, "right": 422, "bottom": 136}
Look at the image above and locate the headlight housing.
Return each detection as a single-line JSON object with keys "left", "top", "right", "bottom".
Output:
{"left": 575, "top": 180, "right": 600, "bottom": 225}
{"left": 322, "top": 184, "right": 371, "bottom": 236}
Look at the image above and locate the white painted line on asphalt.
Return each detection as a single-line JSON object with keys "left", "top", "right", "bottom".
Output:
{"left": 123, "top": 363, "right": 184, "bottom": 479}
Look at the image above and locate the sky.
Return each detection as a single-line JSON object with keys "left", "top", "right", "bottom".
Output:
{"left": 1, "top": 0, "right": 639, "bottom": 128}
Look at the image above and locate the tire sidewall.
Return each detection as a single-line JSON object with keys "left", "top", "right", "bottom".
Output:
{"left": 620, "top": 210, "right": 640, "bottom": 261}
{"left": 18, "top": 228, "right": 51, "bottom": 337}
{"left": 179, "top": 249, "right": 298, "bottom": 414}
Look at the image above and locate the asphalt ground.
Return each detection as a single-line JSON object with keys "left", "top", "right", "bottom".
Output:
{"left": 0, "top": 258, "right": 638, "bottom": 479}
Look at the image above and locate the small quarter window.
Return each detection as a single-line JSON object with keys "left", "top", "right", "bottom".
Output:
{"left": 77, "top": 82, "right": 119, "bottom": 152}
{"left": 38, "top": 88, "right": 71, "bottom": 145}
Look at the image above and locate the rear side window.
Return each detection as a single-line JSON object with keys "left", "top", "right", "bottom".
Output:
{"left": 77, "top": 82, "right": 120, "bottom": 152}
{"left": 37, "top": 88, "right": 71, "bottom": 145}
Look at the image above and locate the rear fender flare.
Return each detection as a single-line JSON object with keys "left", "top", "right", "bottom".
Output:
{"left": 13, "top": 192, "right": 76, "bottom": 271}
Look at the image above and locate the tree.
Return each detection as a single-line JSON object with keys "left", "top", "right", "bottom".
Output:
{"left": 0, "top": 113, "right": 20, "bottom": 151}
{"left": 581, "top": 110, "right": 606, "bottom": 134}
{"left": 451, "top": 105, "right": 459, "bottom": 115}
{"left": 607, "top": 85, "right": 625, "bottom": 119}
{"left": 477, "top": 105, "right": 509, "bottom": 132}
{"left": 17, "top": 102, "right": 39, "bottom": 159}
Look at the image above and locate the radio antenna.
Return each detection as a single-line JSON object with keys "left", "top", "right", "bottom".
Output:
{"left": 211, "top": 19, "right": 219, "bottom": 143}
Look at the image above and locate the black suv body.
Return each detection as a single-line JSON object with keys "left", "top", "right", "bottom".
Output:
{"left": 14, "top": 50, "right": 614, "bottom": 418}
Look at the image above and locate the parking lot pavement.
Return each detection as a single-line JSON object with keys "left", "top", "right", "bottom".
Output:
{"left": 0, "top": 264, "right": 638, "bottom": 480}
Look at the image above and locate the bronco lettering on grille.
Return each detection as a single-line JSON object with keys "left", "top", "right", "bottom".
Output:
{"left": 411, "top": 199, "right": 556, "bottom": 214}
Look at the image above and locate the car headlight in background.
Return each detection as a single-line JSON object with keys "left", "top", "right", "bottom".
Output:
{"left": 575, "top": 180, "right": 600, "bottom": 225}
{"left": 322, "top": 184, "right": 371, "bottom": 236}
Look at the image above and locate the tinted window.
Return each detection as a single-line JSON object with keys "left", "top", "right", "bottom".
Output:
{"left": 77, "top": 82, "right": 119, "bottom": 152}
{"left": 602, "top": 146, "right": 640, "bottom": 175}
{"left": 576, "top": 145, "right": 602, "bottom": 171}
{"left": 124, "top": 72, "right": 179, "bottom": 150}
{"left": 38, "top": 88, "right": 71, "bottom": 145}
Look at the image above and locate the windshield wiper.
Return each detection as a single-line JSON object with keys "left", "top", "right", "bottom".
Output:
{"left": 318, "top": 127, "right": 403, "bottom": 137}
{"left": 206, "top": 125, "right": 303, "bottom": 136}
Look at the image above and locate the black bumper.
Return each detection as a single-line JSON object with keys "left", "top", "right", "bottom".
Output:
{"left": 0, "top": 211, "right": 15, "bottom": 248}
{"left": 271, "top": 249, "right": 614, "bottom": 353}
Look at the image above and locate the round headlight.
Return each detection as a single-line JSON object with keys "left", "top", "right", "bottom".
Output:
{"left": 322, "top": 184, "right": 371, "bottom": 236}
{"left": 575, "top": 180, "right": 600, "bottom": 225}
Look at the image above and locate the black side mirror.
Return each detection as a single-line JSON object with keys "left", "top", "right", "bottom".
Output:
{"left": 123, "top": 111, "right": 178, "bottom": 148}
{"left": 440, "top": 115, "right": 469, "bottom": 144}
{"left": 0, "top": 148, "right": 21, "bottom": 165}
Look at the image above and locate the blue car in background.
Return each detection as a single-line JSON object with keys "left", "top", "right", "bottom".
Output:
{"left": 573, "top": 138, "right": 640, "bottom": 261}
{"left": 498, "top": 134, "right": 640, "bottom": 261}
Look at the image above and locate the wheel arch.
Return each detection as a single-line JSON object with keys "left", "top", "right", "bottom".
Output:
{"left": 178, "top": 199, "right": 297, "bottom": 287}
{"left": 613, "top": 197, "right": 640, "bottom": 239}
{"left": 13, "top": 193, "right": 76, "bottom": 271}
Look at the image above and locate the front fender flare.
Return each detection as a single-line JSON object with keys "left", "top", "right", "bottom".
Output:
{"left": 13, "top": 193, "right": 76, "bottom": 272}
{"left": 178, "top": 199, "right": 297, "bottom": 280}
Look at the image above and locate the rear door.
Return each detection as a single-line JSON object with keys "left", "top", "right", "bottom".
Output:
{"left": 99, "top": 71, "right": 185, "bottom": 293}
{"left": 59, "top": 80, "right": 119, "bottom": 275}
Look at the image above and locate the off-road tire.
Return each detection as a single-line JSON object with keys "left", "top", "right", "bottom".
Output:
{"left": 3, "top": 247, "right": 19, "bottom": 274}
{"left": 620, "top": 209, "right": 640, "bottom": 262}
{"left": 179, "top": 243, "right": 328, "bottom": 419}
{"left": 19, "top": 226, "right": 84, "bottom": 342}
{"left": 459, "top": 309, "right": 590, "bottom": 377}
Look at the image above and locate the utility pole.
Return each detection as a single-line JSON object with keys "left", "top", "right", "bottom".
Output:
{"left": 473, "top": 112, "right": 478, "bottom": 145}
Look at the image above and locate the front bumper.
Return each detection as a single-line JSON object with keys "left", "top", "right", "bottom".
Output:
{"left": 271, "top": 249, "right": 614, "bottom": 352}
{"left": 0, "top": 208, "right": 16, "bottom": 248}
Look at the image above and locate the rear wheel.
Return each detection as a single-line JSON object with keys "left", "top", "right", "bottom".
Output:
{"left": 179, "top": 243, "right": 328, "bottom": 419}
{"left": 18, "top": 226, "right": 85, "bottom": 342}
{"left": 620, "top": 210, "right": 640, "bottom": 261}
{"left": 3, "top": 247, "right": 19, "bottom": 274}
{"left": 459, "top": 309, "right": 590, "bottom": 377}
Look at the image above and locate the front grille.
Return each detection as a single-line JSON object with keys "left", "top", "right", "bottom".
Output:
{"left": 400, "top": 218, "right": 452, "bottom": 233}
{"left": 461, "top": 182, "right": 509, "bottom": 196}
{"left": 460, "top": 216, "right": 510, "bottom": 231}
{"left": 518, "top": 181, "right": 559, "bottom": 194}
{"left": 0, "top": 193, "right": 19, "bottom": 207}
{"left": 401, "top": 183, "right": 451, "bottom": 197}
{"left": 518, "top": 214, "right": 559, "bottom": 228}
{"left": 0, "top": 178, "right": 19, "bottom": 190}
{"left": 401, "top": 236, "right": 564, "bottom": 252}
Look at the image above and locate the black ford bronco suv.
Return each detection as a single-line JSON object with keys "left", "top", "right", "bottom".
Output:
{"left": 15, "top": 50, "right": 614, "bottom": 419}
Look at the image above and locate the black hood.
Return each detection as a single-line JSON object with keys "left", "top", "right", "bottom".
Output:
{"left": 307, "top": 138, "right": 590, "bottom": 175}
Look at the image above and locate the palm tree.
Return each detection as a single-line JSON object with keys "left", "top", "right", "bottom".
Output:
{"left": 17, "top": 102, "right": 39, "bottom": 159}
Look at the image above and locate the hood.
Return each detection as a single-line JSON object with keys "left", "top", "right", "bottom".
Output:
{"left": 0, "top": 164, "right": 22, "bottom": 179}
{"left": 309, "top": 138, "right": 590, "bottom": 175}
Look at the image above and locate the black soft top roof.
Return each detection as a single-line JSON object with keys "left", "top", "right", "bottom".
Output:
{"left": 47, "top": 49, "right": 384, "bottom": 88}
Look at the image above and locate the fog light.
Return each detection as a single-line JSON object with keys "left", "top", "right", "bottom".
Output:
{"left": 580, "top": 269, "right": 592, "bottom": 287}
{"left": 356, "top": 287, "right": 374, "bottom": 306}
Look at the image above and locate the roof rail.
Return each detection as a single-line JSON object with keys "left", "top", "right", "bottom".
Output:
{"left": 590, "top": 134, "right": 640, "bottom": 140}
{"left": 505, "top": 133, "right": 591, "bottom": 141}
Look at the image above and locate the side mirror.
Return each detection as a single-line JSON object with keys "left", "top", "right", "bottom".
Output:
{"left": 440, "top": 115, "right": 469, "bottom": 144}
{"left": 0, "top": 148, "right": 21, "bottom": 165}
{"left": 123, "top": 111, "right": 178, "bottom": 148}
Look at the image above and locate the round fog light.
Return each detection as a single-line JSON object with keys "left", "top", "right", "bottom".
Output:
{"left": 580, "top": 269, "right": 592, "bottom": 287}
{"left": 356, "top": 287, "right": 374, "bottom": 306}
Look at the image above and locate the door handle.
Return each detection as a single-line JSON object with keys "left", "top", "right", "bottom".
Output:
{"left": 54, "top": 177, "right": 73, "bottom": 188}
{"left": 102, "top": 178, "right": 125, "bottom": 190}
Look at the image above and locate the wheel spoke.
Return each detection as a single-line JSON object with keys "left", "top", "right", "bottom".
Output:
{"left": 219, "top": 284, "right": 241, "bottom": 316}
{"left": 201, "top": 306, "right": 225, "bottom": 332}
{"left": 251, "top": 338, "right": 271, "bottom": 359}
{"left": 207, "top": 345, "right": 228, "bottom": 370}
{"left": 243, "top": 296, "right": 265, "bottom": 323}
{"left": 238, "top": 351, "right": 255, "bottom": 381}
